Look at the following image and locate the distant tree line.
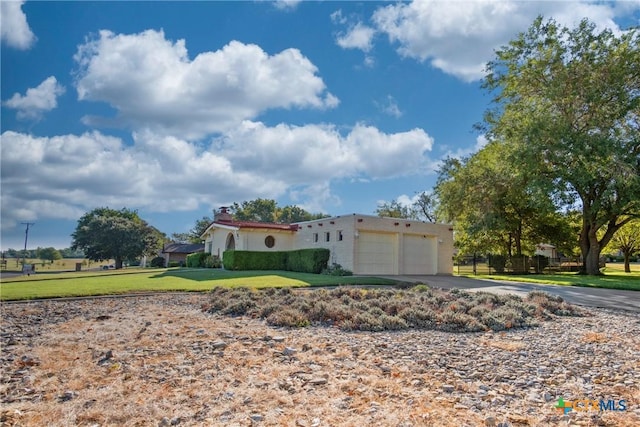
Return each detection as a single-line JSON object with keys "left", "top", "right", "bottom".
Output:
{"left": 2, "top": 247, "right": 85, "bottom": 259}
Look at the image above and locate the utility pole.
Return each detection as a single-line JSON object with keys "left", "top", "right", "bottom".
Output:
{"left": 21, "top": 222, "right": 35, "bottom": 268}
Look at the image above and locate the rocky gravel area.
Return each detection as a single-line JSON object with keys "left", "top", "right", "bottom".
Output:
{"left": 1, "top": 293, "right": 639, "bottom": 426}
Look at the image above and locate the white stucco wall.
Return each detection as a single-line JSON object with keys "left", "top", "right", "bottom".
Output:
{"left": 202, "top": 214, "right": 454, "bottom": 275}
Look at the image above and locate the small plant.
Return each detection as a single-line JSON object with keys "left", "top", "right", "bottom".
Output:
{"left": 150, "top": 256, "right": 166, "bottom": 268}
{"left": 321, "top": 263, "right": 353, "bottom": 276}
{"left": 266, "top": 308, "right": 310, "bottom": 327}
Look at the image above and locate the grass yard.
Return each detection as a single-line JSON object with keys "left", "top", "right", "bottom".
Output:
{"left": 457, "top": 263, "right": 640, "bottom": 291}
{"left": 0, "top": 268, "right": 398, "bottom": 301}
{"left": 0, "top": 258, "right": 113, "bottom": 272}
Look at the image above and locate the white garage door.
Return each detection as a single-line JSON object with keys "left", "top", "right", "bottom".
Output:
{"left": 355, "top": 232, "right": 397, "bottom": 275}
{"left": 402, "top": 234, "right": 437, "bottom": 275}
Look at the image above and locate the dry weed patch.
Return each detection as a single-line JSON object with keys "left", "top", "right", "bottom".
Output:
{"left": 204, "top": 286, "right": 586, "bottom": 333}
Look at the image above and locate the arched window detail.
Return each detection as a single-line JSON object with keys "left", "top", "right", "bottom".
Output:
{"left": 225, "top": 233, "right": 236, "bottom": 250}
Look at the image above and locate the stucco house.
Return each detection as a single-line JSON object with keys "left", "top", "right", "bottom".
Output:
{"left": 201, "top": 208, "right": 454, "bottom": 275}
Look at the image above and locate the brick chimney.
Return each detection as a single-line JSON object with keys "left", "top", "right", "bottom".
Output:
{"left": 214, "top": 206, "right": 233, "bottom": 222}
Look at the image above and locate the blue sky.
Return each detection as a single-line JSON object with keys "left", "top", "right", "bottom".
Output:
{"left": 2, "top": 1, "right": 639, "bottom": 250}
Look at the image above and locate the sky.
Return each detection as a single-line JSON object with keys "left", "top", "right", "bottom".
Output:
{"left": 2, "top": 0, "right": 639, "bottom": 251}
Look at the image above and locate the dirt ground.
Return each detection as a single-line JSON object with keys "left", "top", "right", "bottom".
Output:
{"left": 1, "top": 293, "right": 638, "bottom": 427}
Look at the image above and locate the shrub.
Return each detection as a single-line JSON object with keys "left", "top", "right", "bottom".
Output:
{"left": 322, "top": 263, "right": 353, "bottom": 276}
{"left": 203, "top": 285, "right": 585, "bottom": 333}
{"left": 186, "top": 252, "right": 209, "bottom": 268}
{"left": 168, "top": 261, "right": 181, "bottom": 268}
{"left": 531, "top": 255, "right": 550, "bottom": 274}
{"left": 150, "top": 256, "right": 166, "bottom": 268}
{"left": 266, "top": 309, "right": 310, "bottom": 328}
{"left": 204, "top": 255, "right": 222, "bottom": 268}
{"left": 510, "top": 254, "right": 530, "bottom": 273}
{"left": 286, "top": 248, "right": 330, "bottom": 274}
{"left": 223, "top": 250, "right": 287, "bottom": 270}
{"left": 488, "top": 254, "right": 507, "bottom": 273}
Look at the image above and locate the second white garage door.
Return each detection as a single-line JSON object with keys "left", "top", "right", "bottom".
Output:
{"left": 355, "top": 232, "right": 397, "bottom": 275}
{"left": 402, "top": 234, "right": 437, "bottom": 275}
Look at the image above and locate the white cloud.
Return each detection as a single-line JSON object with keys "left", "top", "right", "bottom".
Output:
{"left": 74, "top": 29, "right": 338, "bottom": 139}
{"left": 375, "top": 95, "right": 402, "bottom": 118}
{"left": 336, "top": 22, "right": 375, "bottom": 52}
{"left": 1, "top": 122, "right": 434, "bottom": 226}
{"left": 272, "top": 0, "right": 302, "bottom": 10}
{"left": 0, "top": 0, "right": 36, "bottom": 50}
{"left": 441, "top": 134, "right": 488, "bottom": 161}
{"left": 372, "top": 0, "right": 636, "bottom": 82}
{"left": 3, "top": 76, "right": 65, "bottom": 120}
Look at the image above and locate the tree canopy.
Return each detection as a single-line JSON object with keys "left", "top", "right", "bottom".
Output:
{"left": 231, "top": 198, "right": 326, "bottom": 223}
{"left": 171, "top": 216, "right": 213, "bottom": 243}
{"left": 36, "top": 247, "right": 62, "bottom": 263}
{"left": 482, "top": 17, "right": 640, "bottom": 275}
{"left": 376, "top": 191, "right": 439, "bottom": 222}
{"left": 604, "top": 219, "right": 640, "bottom": 273}
{"left": 71, "top": 207, "right": 165, "bottom": 269}
{"left": 435, "top": 142, "right": 576, "bottom": 257}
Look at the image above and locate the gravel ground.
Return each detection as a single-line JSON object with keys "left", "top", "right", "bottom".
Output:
{"left": 1, "top": 293, "right": 639, "bottom": 426}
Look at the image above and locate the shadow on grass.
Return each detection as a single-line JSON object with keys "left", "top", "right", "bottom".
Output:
{"left": 150, "top": 268, "right": 400, "bottom": 287}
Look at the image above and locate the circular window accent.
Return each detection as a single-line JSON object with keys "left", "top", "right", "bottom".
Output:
{"left": 264, "top": 235, "right": 275, "bottom": 248}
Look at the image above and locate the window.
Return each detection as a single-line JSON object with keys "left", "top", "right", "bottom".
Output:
{"left": 264, "top": 235, "right": 275, "bottom": 248}
{"left": 325, "top": 231, "right": 331, "bottom": 242}
{"left": 313, "top": 233, "right": 318, "bottom": 243}
{"left": 337, "top": 230, "right": 343, "bottom": 241}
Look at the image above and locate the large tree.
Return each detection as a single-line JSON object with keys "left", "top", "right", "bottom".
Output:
{"left": 36, "top": 247, "right": 62, "bottom": 264}
{"left": 376, "top": 191, "right": 439, "bottom": 222}
{"left": 71, "top": 207, "right": 164, "bottom": 269}
{"left": 435, "top": 142, "right": 572, "bottom": 257}
{"left": 171, "top": 215, "right": 213, "bottom": 243}
{"left": 231, "top": 198, "right": 325, "bottom": 223}
{"left": 604, "top": 220, "right": 640, "bottom": 273}
{"left": 483, "top": 17, "right": 640, "bottom": 275}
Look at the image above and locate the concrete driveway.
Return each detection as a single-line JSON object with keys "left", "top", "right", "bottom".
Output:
{"left": 383, "top": 275, "right": 640, "bottom": 313}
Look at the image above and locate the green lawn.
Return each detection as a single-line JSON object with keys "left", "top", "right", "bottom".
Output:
{"left": 457, "top": 263, "right": 640, "bottom": 291}
{"left": 0, "top": 268, "right": 399, "bottom": 301}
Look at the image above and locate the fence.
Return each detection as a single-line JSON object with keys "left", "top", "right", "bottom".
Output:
{"left": 454, "top": 254, "right": 588, "bottom": 275}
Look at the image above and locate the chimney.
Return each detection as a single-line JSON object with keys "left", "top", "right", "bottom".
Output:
{"left": 214, "top": 206, "right": 233, "bottom": 222}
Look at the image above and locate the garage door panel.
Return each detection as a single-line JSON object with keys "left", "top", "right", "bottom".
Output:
{"left": 402, "top": 234, "right": 437, "bottom": 275}
{"left": 356, "top": 232, "right": 397, "bottom": 275}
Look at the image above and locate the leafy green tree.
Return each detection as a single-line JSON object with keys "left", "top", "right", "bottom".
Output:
{"left": 435, "top": 142, "right": 569, "bottom": 257}
{"left": 376, "top": 200, "right": 415, "bottom": 219}
{"left": 232, "top": 198, "right": 278, "bottom": 222}
{"left": 276, "top": 205, "right": 325, "bottom": 223}
{"left": 71, "top": 207, "right": 164, "bottom": 269}
{"left": 171, "top": 215, "right": 213, "bottom": 243}
{"left": 604, "top": 220, "right": 640, "bottom": 273}
{"left": 483, "top": 17, "right": 640, "bottom": 275}
{"left": 36, "top": 247, "right": 62, "bottom": 264}
{"left": 376, "top": 191, "right": 439, "bottom": 222}
{"left": 230, "top": 199, "right": 325, "bottom": 223}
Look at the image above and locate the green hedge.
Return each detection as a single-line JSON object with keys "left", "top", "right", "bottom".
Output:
{"left": 223, "top": 250, "right": 287, "bottom": 271}
{"left": 223, "top": 248, "right": 330, "bottom": 274}
{"left": 186, "top": 252, "right": 208, "bottom": 268}
{"left": 286, "top": 248, "right": 330, "bottom": 274}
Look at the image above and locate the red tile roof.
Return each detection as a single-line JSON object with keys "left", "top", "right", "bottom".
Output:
{"left": 214, "top": 220, "right": 299, "bottom": 231}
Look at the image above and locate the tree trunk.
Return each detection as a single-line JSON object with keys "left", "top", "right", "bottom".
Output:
{"left": 623, "top": 251, "right": 631, "bottom": 273}
{"left": 580, "top": 231, "right": 603, "bottom": 275}
{"left": 115, "top": 257, "right": 124, "bottom": 269}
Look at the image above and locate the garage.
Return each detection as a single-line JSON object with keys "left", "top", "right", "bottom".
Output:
{"left": 355, "top": 231, "right": 397, "bottom": 275}
{"left": 401, "top": 234, "right": 437, "bottom": 275}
